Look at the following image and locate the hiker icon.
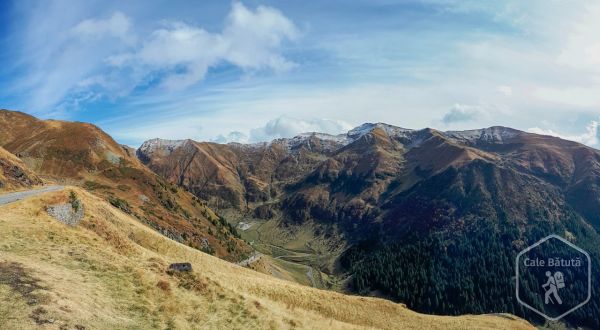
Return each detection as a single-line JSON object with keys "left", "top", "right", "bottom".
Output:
{"left": 542, "top": 271, "right": 565, "bottom": 305}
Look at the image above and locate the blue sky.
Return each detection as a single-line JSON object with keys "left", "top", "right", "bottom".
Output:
{"left": 1, "top": 0, "right": 600, "bottom": 147}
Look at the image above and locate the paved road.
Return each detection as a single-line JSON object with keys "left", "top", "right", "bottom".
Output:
{"left": 0, "top": 186, "right": 64, "bottom": 205}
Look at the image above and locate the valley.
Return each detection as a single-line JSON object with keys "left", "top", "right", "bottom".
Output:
{"left": 225, "top": 210, "right": 334, "bottom": 290}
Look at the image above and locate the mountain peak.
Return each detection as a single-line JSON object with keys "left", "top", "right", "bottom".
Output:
{"left": 138, "top": 138, "right": 190, "bottom": 153}
{"left": 347, "top": 122, "right": 414, "bottom": 139}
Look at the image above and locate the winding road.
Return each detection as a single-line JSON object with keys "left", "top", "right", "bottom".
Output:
{"left": 0, "top": 186, "right": 64, "bottom": 206}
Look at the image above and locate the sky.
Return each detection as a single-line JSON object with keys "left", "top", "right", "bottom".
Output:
{"left": 1, "top": 0, "right": 600, "bottom": 147}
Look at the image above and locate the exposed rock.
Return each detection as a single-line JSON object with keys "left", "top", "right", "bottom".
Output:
{"left": 168, "top": 263, "right": 192, "bottom": 272}
{"left": 47, "top": 201, "right": 84, "bottom": 226}
{"left": 237, "top": 252, "right": 261, "bottom": 267}
{"left": 200, "top": 237, "right": 210, "bottom": 249}
{"left": 0, "top": 146, "right": 42, "bottom": 189}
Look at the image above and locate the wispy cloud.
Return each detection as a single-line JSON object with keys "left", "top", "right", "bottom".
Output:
{"left": 71, "top": 11, "right": 135, "bottom": 44}
{"left": 6, "top": 1, "right": 298, "bottom": 112}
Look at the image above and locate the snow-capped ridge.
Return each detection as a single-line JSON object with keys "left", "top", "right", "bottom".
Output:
{"left": 296, "top": 132, "right": 351, "bottom": 144}
{"left": 138, "top": 138, "right": 190, "bottom": 155}
{"left": 347, "top": 123, "right": 414, "bottom": 140}
{"left": 444, "top": 126, "right": 521, "bottom": 143}
{"left": 140, "top": 124, "right": 524, "bottom": 155}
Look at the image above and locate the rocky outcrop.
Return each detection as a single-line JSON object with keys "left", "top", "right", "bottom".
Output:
{"left": 0, "top": 146, "right": 42, "bottom": 190}
{"left": 47, "top": 201, "right": 84, "bottom": 226}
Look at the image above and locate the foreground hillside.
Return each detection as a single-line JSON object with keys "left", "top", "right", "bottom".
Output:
{"left": 0, "top": 188, "right": 533, "bottom": 329}
{"left": 0, "top": 109, "right": 249, "bottom": 261}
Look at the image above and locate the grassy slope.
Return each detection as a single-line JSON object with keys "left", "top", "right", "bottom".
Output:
{"left": 223, "top": 208, "right": 346, "bottom": 290}
{"left": 0, "top": 188, "right": 533, "bottom": 329}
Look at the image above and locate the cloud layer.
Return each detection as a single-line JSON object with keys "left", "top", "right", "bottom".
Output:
{"left": 162, "top": 115, "right": 353, "bottom": 145}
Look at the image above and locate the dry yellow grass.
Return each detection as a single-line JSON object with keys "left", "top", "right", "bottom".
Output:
{"left": 0, "top": 187, "right": 534, "bottom": 329}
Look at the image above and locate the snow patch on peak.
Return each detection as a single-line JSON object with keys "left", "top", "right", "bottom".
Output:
{"left": 138, "top": 138, "right": 188, "bottom": 155}
{"left": 347, "top": 123, "right": 414, "bottom": 140}
{"left": 296, "top": 132, "right": 351, "bottom": 145}
{"left": 444, "top": 127, "right": 520, "bottom": 143}
{"left": 228, "top": 141, "right": 268, "bottom": 150}
{"left": 271, "top": 123, "right": 417, "bottom": 151}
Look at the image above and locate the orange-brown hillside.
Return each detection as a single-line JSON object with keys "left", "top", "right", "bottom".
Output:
{"left": 0, "top": 146, "right": 42, "bottom": 191}
{"left": 0, "top": 109, "right": 250, "bottom": 261}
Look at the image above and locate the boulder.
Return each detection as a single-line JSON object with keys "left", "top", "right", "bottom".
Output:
{"left": 168, "top": 263, "right": 192, "bottom": 272}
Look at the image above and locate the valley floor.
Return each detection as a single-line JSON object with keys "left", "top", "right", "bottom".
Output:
{"left": 225, "top": 210, "right": 341, "bottom": 290}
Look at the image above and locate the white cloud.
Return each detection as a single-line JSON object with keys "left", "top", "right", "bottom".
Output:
{"left": 528, "top": 120, "right": 599, "bottom": 146}
{"left": 71, "top": 11, "right": 135, "bottom": 44}
{"left": 222, "top": 2, "right": 299, "bottom": 71}
{"left": 442, "top": 103, "right": 487, "bottom": 124}
{"left": 212, "top": 131, "right": 248, "bottom": 144}
{"left": 114, "top": 2, "right": 298, "bottom": 90}
{"left": 249, "top": 116, "right": 353, "bottom": 142}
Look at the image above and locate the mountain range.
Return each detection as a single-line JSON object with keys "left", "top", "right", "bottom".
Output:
{"left": 137, "top": 122, "right": 600, "bottom": 328}
{"left": 2, "top": 108, "right": 599, "bottom": 328}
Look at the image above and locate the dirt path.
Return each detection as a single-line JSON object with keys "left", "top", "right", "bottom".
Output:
{"left": 306, "top": 266, "right": 317, "bottom": 288}
{"left": 0, "top": 186, "right": 64, "bottom": 206}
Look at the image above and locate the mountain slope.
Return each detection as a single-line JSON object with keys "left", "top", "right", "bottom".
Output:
{"left": 137, "top": 135, "right": 337, "bottom": 210}
{"left": 0, "top": 109, "right": 250, "bottom": 261}
{"left": 139, "top": 123, "right": 600, "bottom": 327}
{"left": 0, "top": 187, "right": 533, "bottom": 329}
{"left": 0, "top": 146, "right": 42, "bottom": 191}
